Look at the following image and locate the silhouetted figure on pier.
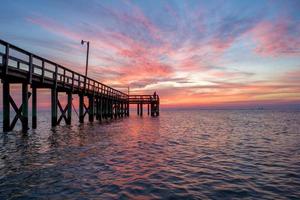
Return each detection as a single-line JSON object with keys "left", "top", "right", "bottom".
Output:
{"left": 153, "top": 91, "right": 157, "bottom": 100}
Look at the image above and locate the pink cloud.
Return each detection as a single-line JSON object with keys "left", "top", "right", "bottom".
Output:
{"left": 209, "top": 37, "right": 235, "bottom": 53}
{"left": 250, "top": 20, "right": 300, "bottom": 56}
{"left": 26, "top": 19, "right": 172, "bottom": 88}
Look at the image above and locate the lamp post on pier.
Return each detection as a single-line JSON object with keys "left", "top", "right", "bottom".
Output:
{"left": 81, "top": 40, "right": 90, "bottom": 90}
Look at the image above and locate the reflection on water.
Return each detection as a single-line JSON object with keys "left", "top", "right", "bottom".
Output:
{"left": 0, "top": 110, "right": 300, "bottom": 199}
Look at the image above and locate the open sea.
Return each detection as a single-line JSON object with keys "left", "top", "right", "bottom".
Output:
{"left": 0, "top": 109, "right": 300, "bottom": 199}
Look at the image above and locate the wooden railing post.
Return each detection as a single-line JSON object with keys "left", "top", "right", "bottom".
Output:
{"left": 41, "top": 60, "right": 45, "bottom": 83}
{"left": 71, "top": 72, "right": 74, "bottom": 91}
{"left": 2, "top": 43, "right": 9, "bottom": 77}
{"left": 63, "top": 68, "right": 66, "bottom": 87}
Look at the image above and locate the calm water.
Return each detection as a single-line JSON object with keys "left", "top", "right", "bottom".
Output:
{"left": 0, "top": 110, "right": 300, "bottom": 199}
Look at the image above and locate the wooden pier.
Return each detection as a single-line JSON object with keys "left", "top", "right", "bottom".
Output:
{"left": 0, "top": 39, "right": 160, "bottom": 132}
{"left": 129, "top": 95, "right": 159, "bottom": 117}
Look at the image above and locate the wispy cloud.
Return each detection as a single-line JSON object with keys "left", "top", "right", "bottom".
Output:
{"left": 249, "top": 19, "right": 300, "bottom": 56}
{"left": 1, "top": 0, "right": 298, "bottom": 107}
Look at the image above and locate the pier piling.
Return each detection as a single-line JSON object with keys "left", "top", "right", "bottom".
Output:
{"left": 51, "top": 88, "right": 57, "bottom": 127}
{"left": 2, "top": 81, "right": 10, "bottom": 132}
{"left": 79, "top": 94, "right": 84, "bottom": 123}
{"left": 89, "top": 95, "right": 94, "bottom": 122}
{"left": 22, "top": 83, "right": 28, "bottom": 132}
{"left": 67, "top": 92, "right": 72, "bottom": 125}
{"left": 32, "top": 87, "right": 37, "bottom": 129}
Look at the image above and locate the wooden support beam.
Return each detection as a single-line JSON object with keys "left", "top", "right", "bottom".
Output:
{"left": 110, "top": 98, "right": 113, "bottom": 119}
{"left": 124, "top": 102, "right": 126, "bottom": 117}
{"left": 79, "top": 94, "right": 84, "bottom": 123}
{"left": 118, "top": 102, "right": 120, "bottom": 118}
{"left": 2, "top": 81, "right": 10, "bottom": 132}
{"left": 107, "top": 97, "right": 110, "bottom": 119}
{"left": 108, "top": 98, "right": 110, "bottom": 119}
{"left": 157, "top": 100, "right": 160, "bottom": 116}
{"left": 151, "top": 102, "right": 154, "bottom": 117}
{"left": 97, "top": 97, "right": 100, "bottom": 120}
{"left": 118, "top": 102, "right": 120, "bottom": 117}
{"left": 140, "top": 103, "right": 143, "bottom": 116}
{"left": 120, "top": 102, "right": 123, "bottom": 117}
{"left": 113, "top": 101, "right": 116, "bottom": 119}
{"left": 147, "top": 104, "right": 150, "bottom": 116}
{"left": 51, "top": 87, "right": 57, "bottom": 127}
{"left": 95, "top": 97, "right": 99, "bottom": 120}
{"left": 102, "top": 97, "right": 106, "bottom": 119}
{"left": 106, "top": 97, "right": 108, "bottom": 119}
{"left": 67, "top": 92, "right": 72, "bottom": 125}
{"left": 99, "top": 96, "right": 103, "bottom": 121}
{"left": 22, "top": 83, "right": 29, "bottom": 132}
{"left": 57, "top": 99, "right": 68, "bottom": 125}
{"left": 137, "top": 103, "right": 139, "bottom": 115}
{"left": 105, "top": 97, "right": 108, "bottom": 119}
{"left": 115, "top": 101, "right": 118, "bottom": 119}
{"left": 83, "top": 102, "right": 89, "bottom": 118}
{"left": 95, "top": 97, "right": 98, "bottom": 120}
{"left": 88, "top": 95, "right": 94, "bottom": 122}
{"left": 114, "top": 101, "right": 117, "bottom": 119}
{"left": 127, "top": 102, "right": 130, "bottom": 116}
{"left": 9, "top": 91, "right": 31, "bottom": 131}
{"left": 32, "top": 87, "right": 37, "bottom": 129}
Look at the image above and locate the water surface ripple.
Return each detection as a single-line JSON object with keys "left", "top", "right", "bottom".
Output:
{"left": 0, "top": 110, "right": 300, "bottom": 199}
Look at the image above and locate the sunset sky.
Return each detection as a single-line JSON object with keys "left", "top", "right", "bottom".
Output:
{"left": 0, "top": 0, "right": 300, "bottom": 108}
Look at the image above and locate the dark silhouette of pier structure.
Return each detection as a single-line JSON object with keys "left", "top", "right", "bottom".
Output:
{"left": 0, "top": 39, "right": 159, "bottom": 132}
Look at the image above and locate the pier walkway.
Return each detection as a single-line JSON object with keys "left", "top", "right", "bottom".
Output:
{"left": 0, "top": 39, "right": 159, "bottom": 132}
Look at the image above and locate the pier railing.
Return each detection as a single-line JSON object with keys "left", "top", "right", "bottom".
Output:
{"left": 129, "top": 95, "right": 159, "bottom": 103}
{"left": 0, "top": 39, "right": 128, "bottom": 100}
